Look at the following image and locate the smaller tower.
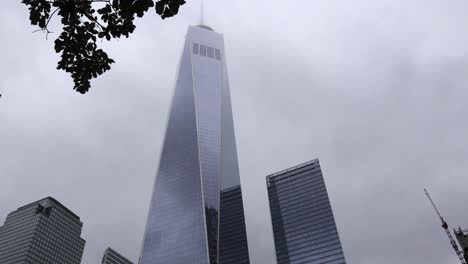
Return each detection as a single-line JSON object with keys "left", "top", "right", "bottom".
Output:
{"left": 266, "top": 159, "right": 347, "bottom": 264}
{"left": 101, "top": 247, "right": 134, "bottom": 264}
{"left": 219, "top": 185, "right": 250, "bottom": 264}
{"left": 455, "top": 228, "right": 468, "bottom": 263}
{"left": 0, "top": 197, "right": 86, "bottom": 264}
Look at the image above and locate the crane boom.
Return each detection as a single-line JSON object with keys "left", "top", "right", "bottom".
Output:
{"left": 424, "top": 188, "right": 467, "bottom": 264}
{"left": 425, "top": 188, "right": 444, "bottom": 220}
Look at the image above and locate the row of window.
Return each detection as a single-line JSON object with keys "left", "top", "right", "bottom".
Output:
{"left": 0, "top": 203, "right": 84, "bottom": 264}
{"left": 193, "top": 43, "right": 222, "bottom": 61}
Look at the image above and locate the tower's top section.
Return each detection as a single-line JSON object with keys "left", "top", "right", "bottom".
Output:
{"left": 196, "top": 0, "right": 213, "bottom": 31}
{"left": 17, "top": 196, "right": 81, "bottom": 221}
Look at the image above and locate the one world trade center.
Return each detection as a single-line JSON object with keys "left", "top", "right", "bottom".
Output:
{"left": 139, "top": 25, "right": 250, "bottom": 264}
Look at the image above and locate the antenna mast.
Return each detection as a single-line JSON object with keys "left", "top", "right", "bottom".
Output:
{"left": 200, "top": 0, "right": 204, "bottom": 25}
{"left": 424, "top": 188, "right": 466, "bottom": 264}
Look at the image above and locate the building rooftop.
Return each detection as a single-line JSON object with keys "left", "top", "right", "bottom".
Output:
{"left": 103, "top": 247, "right": 134, "bottom": 264}
{"left": 17, "top": 196, "right": 80, "bottom": 221}
{"left": 266, "top": 159, "right": 320, "bottom": 179}
{"left": 196, "top": 24, "right": 214, "bottom": 31}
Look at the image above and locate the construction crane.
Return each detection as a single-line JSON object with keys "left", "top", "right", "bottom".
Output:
{"left": 424, "top": 188, "right": 467, "bottom": 264}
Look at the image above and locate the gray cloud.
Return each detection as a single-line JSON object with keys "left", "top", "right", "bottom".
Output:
{"left": 2, "top": 0, "right": 468, "bottom": 263}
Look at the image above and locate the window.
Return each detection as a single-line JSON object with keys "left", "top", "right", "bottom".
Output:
{"left": 200, "top": 45, "right": 207, "bottom": 56}
{"left": 215, "top": 49, "right": 221, "bottom": 60}
{"left": 193, "top": 43, "right": 199, "bottom": 54}
{"left": 207, "top": 47, "right": 214, "bottom": 58}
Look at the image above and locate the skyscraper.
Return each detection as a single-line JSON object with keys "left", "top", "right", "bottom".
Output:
{"left": 101, "top": 247, "right": 134, "bottom": 264}
{"left": 454, "top": 228, "right": 468, "bottom": 263}
{"left": 0, "top": 197, "right": 86, "bottom": 264}
{"left": 266, "top": 159, "right": 346, "bottom": 264}
{"left": 139, "top": 25, "right": 249, "bottom": 264}
{"left": 219, "top": 185, "right": 250, "bottom": 264}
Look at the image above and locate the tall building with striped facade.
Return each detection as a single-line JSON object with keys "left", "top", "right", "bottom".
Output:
{"left": 0, "top": 197, "right": 85, "bottom": 264}
{"left": 219, "top": 185, "right": 250, "bottom": 264}
{"left": 266, "top": 159, "right": 346, "bottom": 264}
{"left": 101, "top": 248, "right": 134, "bottom": 264}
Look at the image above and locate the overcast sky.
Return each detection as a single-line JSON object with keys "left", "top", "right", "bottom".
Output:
{"left": 2, "top": 0, "right": 468, "bottom": 263}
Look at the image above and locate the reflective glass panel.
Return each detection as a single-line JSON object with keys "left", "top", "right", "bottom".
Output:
{"left": 140, "top": 37, "right": 208, "bottom": 264}
{"left": 267, "top": 160, "right": 346, "bottom": 264}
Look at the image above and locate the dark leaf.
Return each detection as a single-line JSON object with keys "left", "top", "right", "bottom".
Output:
{"left": 22, "top": 0, "right": 186, "bottom": 94}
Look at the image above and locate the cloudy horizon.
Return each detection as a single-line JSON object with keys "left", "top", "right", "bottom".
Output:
{"left": 2, "top": 0, "right": 468, "bottom": 263}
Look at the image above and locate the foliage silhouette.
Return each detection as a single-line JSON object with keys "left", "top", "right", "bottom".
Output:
{"left": 22, "top": 0, "right": 186, "bottom": 94}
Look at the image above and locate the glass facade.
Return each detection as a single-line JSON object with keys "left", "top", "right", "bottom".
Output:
{"left": 219, "top": 186, "right": 250, "bottom": 264}
{"left": 101, "top": 248, "right": 134, "bottom": 264}
{"left": 139, "top": 25, "right": 249, "bottom": 264}
{"left": 266, "top": 159, "right": 346, "bottom": 264}
{"left": 0, "top": 197, "right": 86, "bottom": 264}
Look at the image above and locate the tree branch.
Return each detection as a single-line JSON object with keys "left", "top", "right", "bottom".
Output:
{"left": 22, "top": 0, "right": 186, "bottom": 93}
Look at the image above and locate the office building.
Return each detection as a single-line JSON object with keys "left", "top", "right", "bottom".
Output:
{"left": 101, "top": 247, "right": 134, "bottom": 264}
{"left": 139, "top": 24, "right": 249, "bottom": 264}
{"left": 455, "top": 228, "right": 468, "bottom": 262}
{"left": 0, "top": 197, "right": 86, "bottom": 264}
{"left": 219, "top": 185, "right": 250, "bottom": 264}
{"left": 266, "top": 159, "right": 346, "bottom": 264}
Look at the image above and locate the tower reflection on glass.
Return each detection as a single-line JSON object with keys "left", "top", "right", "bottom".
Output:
{"left": 139, "top": 24, "right": 250, "bottom": 264}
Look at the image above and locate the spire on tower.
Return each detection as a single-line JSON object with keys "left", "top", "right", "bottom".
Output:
{"left": 196, "top": 0, "right": 213, "bottom": 31}
{"left": 200, "top": 0, "right": 204, "bottom": 25}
